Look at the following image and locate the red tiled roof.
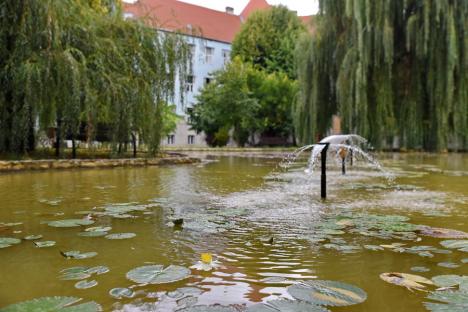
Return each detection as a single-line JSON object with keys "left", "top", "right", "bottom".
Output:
{"left": 123, "top": 0, "right": 242, "bottom": 43}
{"left": 240, "top": 0, "right": 271, "bottom": 20}
{"left": 123, "top": 0, "right": 315, "bottom": 43}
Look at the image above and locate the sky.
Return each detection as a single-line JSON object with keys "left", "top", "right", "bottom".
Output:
{"left": 124, "top": 0, "right": 319, "bottom": 16}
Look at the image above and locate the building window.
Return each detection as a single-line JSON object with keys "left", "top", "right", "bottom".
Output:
{"left": 222, "top": 49, "right": 230, "bottom": 65}
{"left": 188, "top": 135, "right": 195, "bottom": 145}
{"left": 186, "top": 75, "right": 194, "bottom": 92}
{"left": 204, "top": 77, "right": 212, "bottom": 85}
{"left": 205, "top": 47, "right": 214, "bottom": 64}
{"left": 167, "top": 135, "right": 175, "bottom": 145}
{"left": 186, "top": 107, "right": 193, "bottom": 124}
{"left": 188, "top": 44, "right": 195, "bottom": 73}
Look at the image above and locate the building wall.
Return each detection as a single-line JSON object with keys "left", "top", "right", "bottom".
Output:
{"left": 163, "top": 35, "right": 232, "bottom": 147}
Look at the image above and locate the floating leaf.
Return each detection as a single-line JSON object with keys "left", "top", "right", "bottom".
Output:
{"left": 126, "top": 264, "right": 190, "bottom": 284}
{"left": 104, "top": 233, "right": 136, "bottom": 240}
{"left": 86, "top": 266, "right": 109, "bottom": 275}
{"left": 438, "top": 262, "right": 460, "bottom": 269}
{"left": 432, "top": 275, "right": 463, "bottom": 287}
{"left": 418, "top": 226, "right": 468, "bottom": 239}
{"left": 24, "top": 235, "right": 43, "bottom": 240}
{"left": 59, "top": 267, "right": 91, "bottom": 280}
{"left": 440, "top": 240, "right": 468, "bottom": 250}
{"left": 411, "top": 266, "right": 430, "bottom": 273}
{"left": 287, "top": 280, "right": 367, "bottom": 306}
{"left": 74, "top": 280, "right": 98, "bottom": 289}
{"left": 247, "top": 299, "right": 330, "bottom": 311}
{"left": 424, "top": 290, "right": 468, "bottom": 311}
{"left": 462, "top": 258, "right": 468, "bottom": 264}
{"left": 364, "top": 245, "right": 384, "bottom": 251}
{"left": 0, "top": 296, "right": 101, "bottom": 311}
{"left": 85, "top": 226, "right": 111, "bottom": 232}
{"left": 59, "top": 272, "right": 91, "bottom": 281}
{"left": 0, "top": 237, "right": 21, "bottom": 248}
{"left": 109, "top": 288, "right": 134, "bottom": 299}
{"left": 34, "top": 240, "right": 56, "bottom": 248}
{"left": 48, "top": 219, "right": 94, "bottom": 228}
{"left": 61, "top": 251, "right": 98, "bottom": 259}
{"left": 177, "top": 305, "right": 244, "bottom": 312}
{"left": 380, "top": 272, "right": 434, "bottom": 291}
{"left": 60, "top": 267, "right": 89, "bottom": 274}
{"left": 77, "top": 231, "right": 107, "bottom": 237}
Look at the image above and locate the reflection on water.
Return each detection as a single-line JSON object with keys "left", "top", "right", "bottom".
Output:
{"left": 0, "top": 153, "right": 467, "bottom": 311}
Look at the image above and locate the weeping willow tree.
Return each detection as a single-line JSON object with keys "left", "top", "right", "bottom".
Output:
{"left": 295, "top": 0, "right": 467, "bottom": 151}
{"left": 0, "top": 0, "right": 188, "bottom": 157}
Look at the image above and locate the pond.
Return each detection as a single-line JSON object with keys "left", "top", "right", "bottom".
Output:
{"left": 0, "top": 153, "right": 467, "bottom": 311}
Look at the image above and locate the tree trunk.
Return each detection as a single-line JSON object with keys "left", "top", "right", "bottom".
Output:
{"left": 55, "top": 115, "right": 62, "bottom": 158}
{"left": 131, "top": 132, "right": 137, "bottom": 158}
{"left": 71, "top": 135, "right": 76, "bottom": 159}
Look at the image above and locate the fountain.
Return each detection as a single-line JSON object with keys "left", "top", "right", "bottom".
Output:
{"left": 284, "top": 134, "right": 390, "bottom": 199}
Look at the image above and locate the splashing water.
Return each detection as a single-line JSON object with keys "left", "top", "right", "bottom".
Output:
{"left": 282, "top": 134, "right": 394, "bottom": 182}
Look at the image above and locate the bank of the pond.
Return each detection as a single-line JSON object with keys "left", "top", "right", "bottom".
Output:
{"left": 0, "top": 155, "right": 200, "bottom": 172}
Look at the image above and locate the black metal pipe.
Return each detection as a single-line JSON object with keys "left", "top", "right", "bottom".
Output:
{"left": 349, "top": 149, "right": 353, "bottom": 166}
{"left": 342, "top": 157, "right": 346, "bottom": 175}
{"left": 319, "top": 143, "right": 330, "bottom": 199}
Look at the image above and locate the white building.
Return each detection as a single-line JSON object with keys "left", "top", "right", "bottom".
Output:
{"left": 124, "top": 0, "right": 312, "bottom": 147}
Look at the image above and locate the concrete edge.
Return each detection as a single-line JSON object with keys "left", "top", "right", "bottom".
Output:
{"left": 0, "top": 156, "right": 200, "bottom": 173}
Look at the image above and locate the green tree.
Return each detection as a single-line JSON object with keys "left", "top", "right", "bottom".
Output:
{"left": 190, "top": 58, "right": 259, "bottom": 146}
{"left": 295, "top": 0, "right": 467, "bottom": 151}
{"left": 0, "top": 0, "right": 188, "bottom": 157}
{"left": 189, "top": 57, "right": 297, "bottom": 146}
{"left": 231, "top": 5, "right": 306, "bottom": 79}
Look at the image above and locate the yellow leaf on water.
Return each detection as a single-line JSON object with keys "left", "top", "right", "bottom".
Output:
{"left": 201, "top": 253, "right": 212, "bottom": 264}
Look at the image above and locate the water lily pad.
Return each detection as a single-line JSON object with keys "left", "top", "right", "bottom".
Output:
{"left": 462, "top": 258, "right": 468, "bottom": 264}
{"left": 86, "top": 266, "right": 109, "bottom": 275}
{"left": 48, "top": 219, "right": 94, "bottom": 228}
{"left": 24, "top": 235, "right": 43, "bottom": 240}
{"left": 126, "top": 264, "right": 190, "bottom": 284}
{"left": 59, "top": 272, "right": 91, "bottom": 281}
{"left": 61, "top": 251, "right": 97, "bottom": 259}
{"left": 0, "top": 237, "right": 21, "bottom": 248}
{"left": 77, "top": 231, "right": 108, "bottom": 237}
{"left": 178, "top": 305, "right": 244, "bottom": 312}
{"left": 105, "top": 233, "right": 136, "bottom": 240}
{"left": 59, "top": 266, "right": 91, "bottom": 280}
{"left": 440, "top": 240, "right": 468, "bottom": 251}
{"left": 364, "top": 245, "right": 384, "bottom": 251}
{"left": 247, "top": 299, "right": 330, "bottom": 311}
{"left": 438, "top": 262, "right": 460, "bottom": 269}
{"left": 287, "top": 280, "right": 367, "bottom": 306}
{"left": 74, "top": 280, "right": 98, "bottom": 289}
{"left": 432, "top": 275, "right": 463, "bottom": 287}
{"left": 380, "top": 272, "right": 434, "bottom": 291}
{"left": 0, "top": 296, "right": 101, "bottom": 311}
{"left": 411, "top": 266, "right": 430, "bottom": 273}
{"left": 109, "top": 288, "right": 134, "bottom": 299}
{"left": 60, "top": 267, "right": 89, "bottom": 274}
{"left": 418, "top": 226, "right": 468, "bottom": 239}
{"left": 424, "top": 290, "right": 468, "bottom": 311}
{"left": 34, "top": 240, "right": 56, "bottom": 248}
{"left": 85, "top": 226, "right": 111, "bottom": 232}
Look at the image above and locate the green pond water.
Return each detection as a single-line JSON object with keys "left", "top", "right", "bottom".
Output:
{"left": 0, "top": 153, "right": 467, "bottom": 311}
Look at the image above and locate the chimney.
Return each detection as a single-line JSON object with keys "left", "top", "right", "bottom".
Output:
{"left": 225, "top": 6, "right": 234, "bottom": 14}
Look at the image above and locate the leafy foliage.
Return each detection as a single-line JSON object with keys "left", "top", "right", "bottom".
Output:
{"left": 295, "top": 0, "right": 467, "bottom": 151}
{"left": 189, "top": 58, "right": 297, "bottom": 146}
{"left": 232, "top": 6, "right": 306, "bottom": 79}
{"left": 0, "top": 0, "right": 188, "bottom": 156}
